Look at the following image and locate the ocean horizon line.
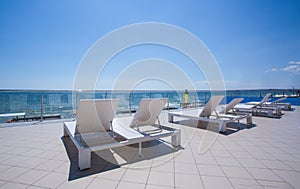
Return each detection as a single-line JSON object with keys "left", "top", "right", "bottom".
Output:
{"left": 0, "top": 88, "right": 299, "bottom": 92}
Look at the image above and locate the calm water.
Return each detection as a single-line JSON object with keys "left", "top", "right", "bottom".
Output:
{"left": 0, "top": 90, "right": 299, "bottom": 123}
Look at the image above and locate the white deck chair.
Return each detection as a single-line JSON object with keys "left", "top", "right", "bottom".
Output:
{"left": 113, "top": 98, "right": 181, "bottom": 156}
{"left": 168, "top": 96, "right": 252, "bottom": 133}
{"left": 217, "top": 98, "right": 244, "bottom": 114}
{"left": 168, "top": 96, "right": 224, "bottom": 122}
{"left": 214, "top": 98, "right": 252, "bottom": 130}
{"left": 245, "top": 93, "right": 272, "bottom": 107}
{"left": 63, "top": 99, "right": 122, "bottom": 170}
{"left": 130, "top": 98, "right": 168, "bottom": 133}
{"left": 234, "top": 94, "right": 282, "bottom": 118}
{"left": 63, "top": 99, "right": 181, "bottom": 170}
{"left": 272, "top": 97, "right": 287, "bottom": 104}
{"left": 264, "top": 97, "right": 291, "bottom": 110}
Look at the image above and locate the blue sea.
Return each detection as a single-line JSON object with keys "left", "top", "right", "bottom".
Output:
{"left": 0, "top": 89, "right": 299, "bottom": 123}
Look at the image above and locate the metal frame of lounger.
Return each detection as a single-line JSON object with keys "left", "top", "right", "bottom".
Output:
{"left": 214, "top": 113, "right": 252, "bottom": 130}
{"left": 63, "top": 98, "right": 181, "bottom": 170}
{"left": 168, "top": 109, "right": 252, "bottom": 133}
{"left": 264, "top": 97, "right": 291, "bottom": 110}
{"left": 266, "top": 102, "right": 291, "bottom": 111}
{"left": 114, "top": 117, "right": 181, "bottom": 157}
{"left": 233, "top": 104, "right": 282, "bottom": 118}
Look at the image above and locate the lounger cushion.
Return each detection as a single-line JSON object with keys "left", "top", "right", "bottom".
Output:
{"left": 200, "top": 96, "right": 224, "bottom": 117}
{"left": 76, "top": 132, "right": 116, "bottom": 147}
{"left": 76, "top": 99, "right": 119, "bottom": 134}
{"left": 130, "top": 98, "right": 167, "bottom": 127}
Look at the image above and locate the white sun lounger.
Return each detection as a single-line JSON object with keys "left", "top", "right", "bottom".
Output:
{"left": 0, "top": 112, "right": 26, "bottom": 118}
{"left": 245, "top": 93, "right": 272, "bottom": 107}
{"left": 247, "top": 95, "right": 291, "bottom": 110}
{"left": 63, "top": 99, "right": 122, "bottom": 170}
{"left": 233, "top": 93, "right": 282, "bottom": 117}
{"left": 264, "top": 97, "right": 291, "bottom": 111}
{"left": 63, "top": 99, "right": 180, "bottom": 170}
{"left": 217, "top": 98, "right": 244, "bottom": 114}
{"left": 168, "top": 96, "right": 252, "bottom": 133}
{"left": 0, "top": 112, "right": 26, "bottom": 122}
{"left": 233, "top": 103, "right": 281, "bottom": 118}
{"left": 113, "top": 98, "right": 181, "bottom": 155}
{"left": 214, "top": 98, "right": 253, "bottom": 129}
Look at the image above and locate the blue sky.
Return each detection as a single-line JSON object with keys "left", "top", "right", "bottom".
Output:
{"left": 0, "top": 0, "right": 299, "bottom": 90}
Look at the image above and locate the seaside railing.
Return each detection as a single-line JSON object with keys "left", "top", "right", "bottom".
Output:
{"left": 0, "top": 89, "right": 299, "bottom": 123}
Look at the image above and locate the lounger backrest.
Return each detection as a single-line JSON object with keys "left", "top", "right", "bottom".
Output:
{"left": 199, "top": 96, "right": 224, "bottom": 118}
{"left": 76, "top": 99, "right": 119, "bottom": 134}
{"left": 258, "top": 93, "right": 272, "bottom": 106}
{"left": 130, "top": 98, "right": 167, "bottom": 127}
{"left": 221, "top": 98, "right": 244, "bottom": 114}
{"left": 272, "top": 97, "right": 286, "bottom": 104}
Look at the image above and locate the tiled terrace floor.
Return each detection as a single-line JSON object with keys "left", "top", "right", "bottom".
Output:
{"left": 0, "top": 107, "right": 299, "bottom": 189}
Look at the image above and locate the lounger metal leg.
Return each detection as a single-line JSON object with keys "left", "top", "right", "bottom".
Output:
{"left": 63, "top": 126, "right": 69, "bottom": 137}
{"left": 276, "top": 108, "right": 281, "bottom": 115}
{"left": 172, "top": 130, "right": 181, "bottom": 147}
{"left": 138, "top": 142, "right": 142, "bottom": 157}
{"left": 247, "top": 115, "right": 252, "bottom": 128}
{"left": 219, "top": 121, "right": 226, "bottom": 133}
{"left": 78, "top": 148, "right": 91, "bottom": 170}
{"left": 267, "top": 110, "right": 273, "bottom": 117}
{"left": 168, "top": 114, "right": 174, "bottom": 123}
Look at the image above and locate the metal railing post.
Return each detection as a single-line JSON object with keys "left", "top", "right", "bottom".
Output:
{"left": 167, "top": 92, "right": 170, "bottom": 110}
{"left": 129, "top": 93, "right": 132, "bottom": 116}
{"left": 194, "top": 93, "right": 197, "bottom": 108}
{"left": 75, "top": 92, "right": 79, "bottom": 118}
{"left": 40, "top": 91, "right": 44, "bottom": 121}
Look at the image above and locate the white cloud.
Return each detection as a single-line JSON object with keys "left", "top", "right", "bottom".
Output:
{"left": 288, "top": 61, "right": 300, "bottom": 65}
{"left": 266, "top": 61, "right": 300, "bottom": 74}
{"left": 265, "top": 68, "right": 278, "bottom": 72}
{"left": 281, "top": 65, "right": 300, "bottom": 73}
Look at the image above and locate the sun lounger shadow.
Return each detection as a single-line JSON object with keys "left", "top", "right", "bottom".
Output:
{"left": 219, "top": 122, "right": 257, "bottom": 135}
{"left": 61, "top": 136, "right": 119, "bottom": 180}
{"left": 62, "top": 126, "right": 179, "bottom": 180}
{"left": 176, "top": 118, "right": 256, "bottom": 136}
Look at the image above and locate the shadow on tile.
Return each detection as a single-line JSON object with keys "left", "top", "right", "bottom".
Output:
{"left": 173, "top": 119, "right": 257, "bottom": 135}
{"left": 61, "top": 136, "right": 181, "bottom": 181}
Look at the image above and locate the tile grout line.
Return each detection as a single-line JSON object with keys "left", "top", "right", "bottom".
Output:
{"left": 189, "top": 131, "right": 212, "bottom": 189}
{"left": 208, "top": 139, "right": 238, "bottom": 189}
